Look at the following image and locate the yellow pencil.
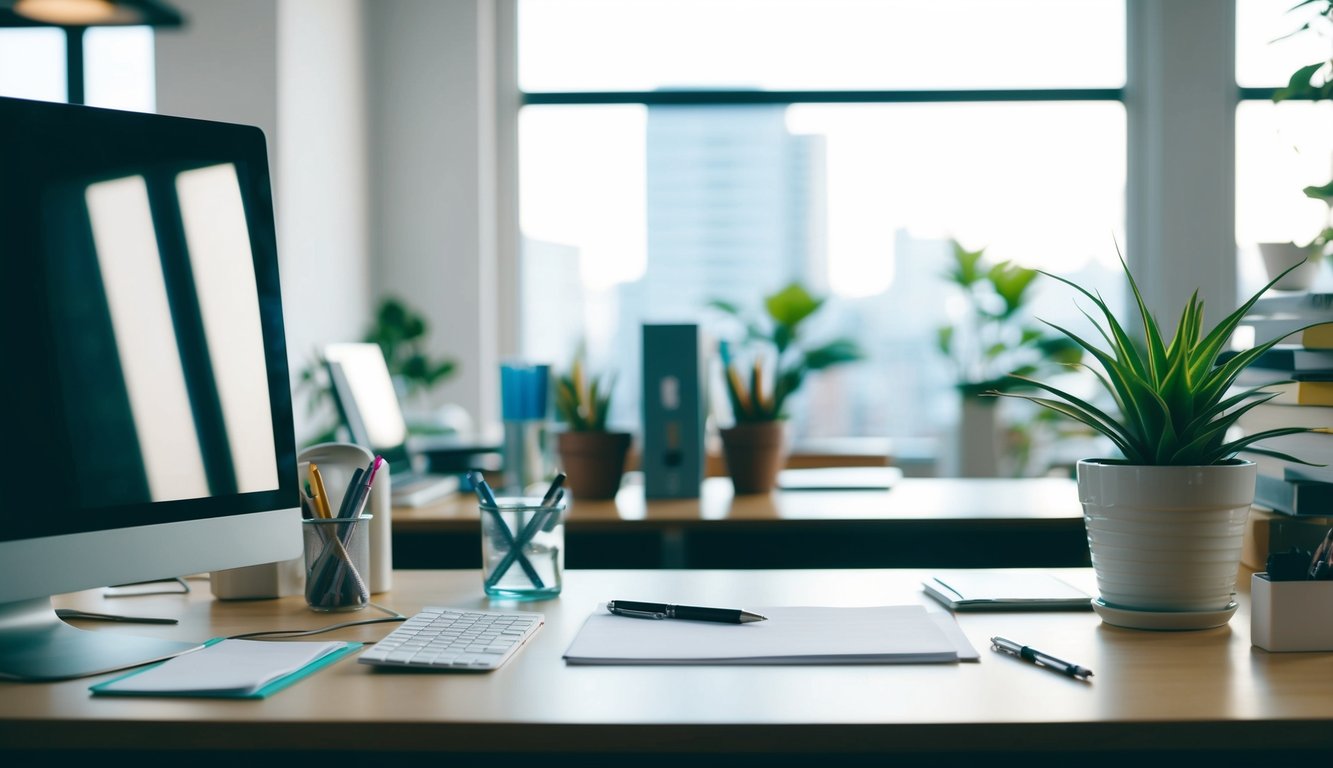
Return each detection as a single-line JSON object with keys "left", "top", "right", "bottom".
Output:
{"left": 726, "top": 363, "right": 751, "bottom": 418}
{"left": 309, "top": 463, "right": 332, "bottom": 519}
{"left": 752, "top": 358, "right": 769, "bottom": 416}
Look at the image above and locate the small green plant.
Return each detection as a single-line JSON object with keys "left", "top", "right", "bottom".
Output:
{"left": 936, "top": 241, "right": 1082, "bottom": 398}
{"left": 710, "top": 282, "right": 862, "bottom": 423}
{"left": 990, "top": 254, "right": 1323, "bottom": 466}
{"left": 295, "top": 296, "right": 457, "bottom": 445}
{"left": 1272, "top": 0, "right": 1333, "bottom": 252}
{"left": 554, "top": 352, "right": 614, "bottom": 432}
{"left": 363, "top": 298, "right": 457, "bottom": 398}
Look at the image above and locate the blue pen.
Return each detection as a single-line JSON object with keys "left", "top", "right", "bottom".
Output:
{"left": 471, "top": 472, "right": 544, "bottom": 588}
{"left": 486, "top": 475, "right": 566, "bottom": 588}
{"left": 335, "top": 468, "right": 366, "bottom": 519}
{"left": 470, "top": 471, "right": 498, "bottom": 506}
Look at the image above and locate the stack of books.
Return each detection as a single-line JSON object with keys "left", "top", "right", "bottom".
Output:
{"left": 1229, "top": 293, "right": 1333, "bottom": 556}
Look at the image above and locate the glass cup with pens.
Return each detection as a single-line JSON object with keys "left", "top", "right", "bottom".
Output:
{"left": 473, "top": 471, "right": 566, "bottom": 600}
{"left": 300, "top": 457, "right": 383, "bottom": 611}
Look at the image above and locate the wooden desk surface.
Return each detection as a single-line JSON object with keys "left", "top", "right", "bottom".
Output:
{"left": 394, "top": 475, "right": 1082, "bottom": 531}
{"left": 5, "top": 568, "right": 1333, "bottom": 761}
{"left": 392, "top": 476, "right": 1089, "bottom": 569}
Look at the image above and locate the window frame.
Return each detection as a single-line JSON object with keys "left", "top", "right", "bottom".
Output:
{"left": 499, "top": 0, "right": 1262, "bottom": 436}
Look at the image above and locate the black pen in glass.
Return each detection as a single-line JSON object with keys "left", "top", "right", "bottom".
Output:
{"left": 607, "top": 600, "right": 767, "bottom": 624}
{"left": 990, "top": 636, "right": 1093, "bottom": 680}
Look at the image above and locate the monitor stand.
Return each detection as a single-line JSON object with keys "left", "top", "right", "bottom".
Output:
{"left": 0, "top": 597, "right": 201, "bottom": 681}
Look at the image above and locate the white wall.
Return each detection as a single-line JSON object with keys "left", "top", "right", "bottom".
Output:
{"left": 157, "top": 0, "right": 372, "bottom": 444}
{"left": 154, "top": 0, "right": 277, "bottom": 149}
{"left": 276, "top": 0, "right": 371, "bottom": 440}
{"left": 366, "top": 0, "right": 502, "bottom": 431}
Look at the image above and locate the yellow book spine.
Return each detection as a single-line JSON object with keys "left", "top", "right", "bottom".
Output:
{"left": 1302, "top": 323, "right": 1333, "bottom": 350}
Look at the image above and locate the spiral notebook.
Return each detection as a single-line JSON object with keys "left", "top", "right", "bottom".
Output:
{"left": 923, "top": 571, "right": 1093, "bottom": 612}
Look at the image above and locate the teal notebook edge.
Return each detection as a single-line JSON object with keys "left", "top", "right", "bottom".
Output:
{"left": 90, "top": 637, "right": 363, "bottom": 699}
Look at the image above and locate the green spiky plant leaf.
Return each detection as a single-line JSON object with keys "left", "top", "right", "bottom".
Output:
{"left": 989, "top": 253, "right": 1326, "bottom": 466}
{"left": 712, "top": 282, "right": 863, "bottom": 423}
{"left": 554, "top": 352, "right": 615, "bottom": 432}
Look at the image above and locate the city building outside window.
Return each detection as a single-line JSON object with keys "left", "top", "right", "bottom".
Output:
{"left": 516, "top": 0, "right": 1331, "bottom": 475}
{"left": 517, "top": 0, "right": 1127, "bottom": 474}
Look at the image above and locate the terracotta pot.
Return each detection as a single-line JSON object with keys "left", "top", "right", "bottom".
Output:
{"left": 555, "top": 431, "right": 632, "bottom": 500}
{"left": 719, "top": 421, "right": 787, "bottom": 495}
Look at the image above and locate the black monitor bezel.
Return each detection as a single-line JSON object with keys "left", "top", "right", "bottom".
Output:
{"left": 0, "top": 96, "right": 298, "bottom": 542}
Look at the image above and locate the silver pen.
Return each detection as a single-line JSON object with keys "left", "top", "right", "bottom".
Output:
{"left": 990, "top": 636, "right": 1093, "bottom": 680}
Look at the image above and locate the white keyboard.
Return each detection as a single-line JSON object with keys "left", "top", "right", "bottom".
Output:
{"left": 358, "top": 607, "right": 543, "bottom": 671}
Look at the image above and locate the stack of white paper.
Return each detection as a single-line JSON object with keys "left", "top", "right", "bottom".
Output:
{"left": 563, "top": 605, "right": 978, "bottom": 665}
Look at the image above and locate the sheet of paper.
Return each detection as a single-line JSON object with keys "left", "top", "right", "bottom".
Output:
{"left": 563, "top": 605, "right": 968, "bottom": 665}
{"left": 95, "top": 639, "right": 349, "bottom": 695}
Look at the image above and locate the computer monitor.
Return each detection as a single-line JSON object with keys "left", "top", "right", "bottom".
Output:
{"left": 0, "top": 96, "right": 301, "bottom": 681}
{"left": 322, "top": 342, "right": 463, "bottom": 506}
{"left": 322, "top": 342, "right": 414, "bottom": 470}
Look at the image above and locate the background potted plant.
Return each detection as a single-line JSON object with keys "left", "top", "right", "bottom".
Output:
{"left": 710, "top": 282, "right": 863, "bottom": 494}
{"left": 992, "top": 255, "right": 1320, "bottom": 629}
{"left": 297, "top": 296, "right": 459, "bottom": 446}
{"left": 553, "top": 352, "right": 631, "bottom": 500}
{"left": 936, "top": 241, "right": 1083, "bottom": 476}
{"left": 1259, "top": 0, "right": 1333, "bottom": 290}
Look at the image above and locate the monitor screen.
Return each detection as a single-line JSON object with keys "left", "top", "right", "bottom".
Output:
{"left": 0, "top": 96, "right": 301, "bottom": 680}
{"left": 323, "top": 342, "right": 412, "bottom": 466}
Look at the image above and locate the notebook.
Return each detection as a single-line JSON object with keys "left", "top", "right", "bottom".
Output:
{"left": 923, "top": 571, "right": 1093, "bottom": 612}
{"left": 90, "top": 638, "right": 361, "bottom": 698}
{"left": 324, "top": 343, "right": 461, "bottom": 506}
{"left": 562, "top": 604, "right": 978, "bottom": 665}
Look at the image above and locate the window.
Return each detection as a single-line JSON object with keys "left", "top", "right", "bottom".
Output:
{"left": 1235, "top": 0, "right": 1333, "bottom": 297}
{"left": 516, "top": 0, "right": 1127, "bottom": 470}
{"left": 0, "top": 27, "right": 65, "bottom": 102}
{"left": 0, "top": 25, "right": 153, "bottom": 111}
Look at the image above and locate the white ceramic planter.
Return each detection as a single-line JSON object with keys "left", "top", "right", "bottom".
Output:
{"left": 1258, "top": 242, "right": 1322, "bottom": 291}
{"left": 953, "top": 398, "right": 1001, "bottom": 478}
{"left": 1077, "top": 459, "right": 1256, "bottom": 614}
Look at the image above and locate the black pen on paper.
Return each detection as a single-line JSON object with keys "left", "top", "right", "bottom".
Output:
{"left": 990, "top": 636, "right": 1092, "bottom": 680}
{"left": 607, "top": 600, "right": 767, "bottom": 624}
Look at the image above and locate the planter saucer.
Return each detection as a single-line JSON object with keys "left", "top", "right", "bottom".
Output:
{"left": 1091, "top": 598, "right": 1237, "bottom": 631}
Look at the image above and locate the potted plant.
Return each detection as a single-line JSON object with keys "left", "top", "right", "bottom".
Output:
{"left": 992, "top": 255, "right": 1320, "bottom": 629}
{"left": 553, "top": 353, "right": 631, "bottom": 500}
{"left": 936, "top": 241, "right": 1082, "bottom": 476}
{"left": 364, "top": 297, "right": 459, "bottom": 421}
{"left": 710, "top": 282, "right": 863, "bottom": 494}
{"left": 1259, "top": 0, "right": 1333, "bottom": 289}
{"left": 296, "top": 296, "right": 458, "bottom": 446}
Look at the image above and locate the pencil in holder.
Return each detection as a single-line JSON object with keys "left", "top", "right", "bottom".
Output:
{"left": 302, "top": 515, "right": 371, "bottom": 612}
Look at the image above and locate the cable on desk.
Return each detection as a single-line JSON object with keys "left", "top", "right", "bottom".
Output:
{"left": 102, "top": 576, "right": 191, "bottom": 597}
{"left": 226, "top": 602, "right": 407, "bottom": 640}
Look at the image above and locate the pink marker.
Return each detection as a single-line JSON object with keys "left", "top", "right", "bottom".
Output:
{"left": 365, "top": 455, "right": 385, "bottom": 486}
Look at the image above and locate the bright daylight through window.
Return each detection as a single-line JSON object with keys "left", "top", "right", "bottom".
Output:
{"left": 517, "top": 0, "right": 1128, "bottom": 477}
